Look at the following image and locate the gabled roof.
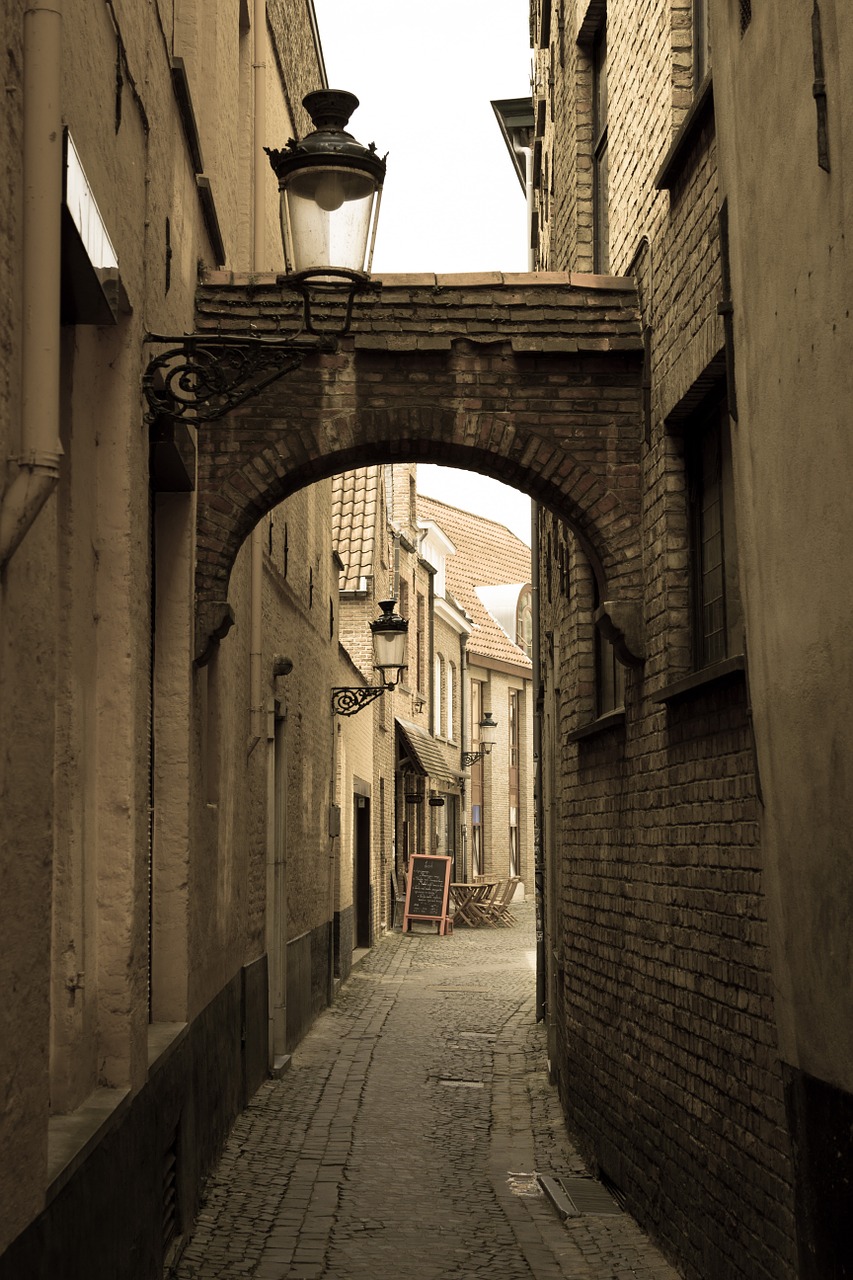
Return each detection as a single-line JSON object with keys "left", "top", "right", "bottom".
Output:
{"left": 417, "top": 493, "right": 532, "bottom": 671}
{"left": 331, "top": 467, "right": 384, "bottom": 591}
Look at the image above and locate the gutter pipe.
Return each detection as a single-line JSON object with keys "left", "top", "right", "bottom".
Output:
{"left": 248, "top": 0, "right": 266, "bottom": 756}
{"left": 532, "top": 500, "right": 546, "bottom": 1022}
{"left": 0, "top": 1, "right": 64, "bottom": 568}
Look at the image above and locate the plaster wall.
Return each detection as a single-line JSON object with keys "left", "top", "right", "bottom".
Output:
{"left": 0, "top": 0, "right": 326, "bottom": 1264}
{"left": 710, "top": 0, "right": 853, "bottom": 1089}
{"left": 262, "top": 483, "right": 340, "bottom": 947}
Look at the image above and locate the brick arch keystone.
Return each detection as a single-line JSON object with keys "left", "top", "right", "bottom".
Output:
{"left": 193, "top": 272, "right": 646, "bottom": 666}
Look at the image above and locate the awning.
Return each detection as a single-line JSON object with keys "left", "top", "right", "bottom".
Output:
{"left": 396, "top": 718, "right": 462, "bottom": 787}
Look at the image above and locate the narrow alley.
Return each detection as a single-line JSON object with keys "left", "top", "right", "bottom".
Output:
{"left": 173, "top": 907, "right": 680, "bottom": 1280}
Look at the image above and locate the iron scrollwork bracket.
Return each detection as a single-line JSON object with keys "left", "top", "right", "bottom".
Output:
{"left": 143, "top": 332, "right": 335, "bottom": 424}
{"left": 461, "top": 751, "right": 484, "bottom": 768}
{"left": 332, "top": 686, "right": 387, "bottom": 717}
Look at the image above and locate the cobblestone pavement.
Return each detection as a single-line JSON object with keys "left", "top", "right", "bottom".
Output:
{"left": 173, "top": 904, "right": 682, "bottom": 1280}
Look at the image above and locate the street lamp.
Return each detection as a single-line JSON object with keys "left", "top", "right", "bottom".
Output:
{"left": 462, "top": 711, "right": 498, "bottom": 768}
{"left": 332, "top": 599, "right": 408, "bottom": 716}
{"left": 266, "top": 89, "right": 385, "bottom": 285}
{"left": 143, "top": 89, "right": 385, "bottom": 422}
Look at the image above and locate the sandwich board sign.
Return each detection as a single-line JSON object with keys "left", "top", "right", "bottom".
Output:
{"left": 402, "top": 854, "right": 452, "bottom": 935}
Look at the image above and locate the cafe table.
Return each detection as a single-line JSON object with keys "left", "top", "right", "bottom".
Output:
{"left": 449, "top": 881, "right": 498, "bottom": 927}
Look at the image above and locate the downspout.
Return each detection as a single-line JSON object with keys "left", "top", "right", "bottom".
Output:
{"left": 248, "top": 0, "right": 266, "bottom": 756}
{"left": 524, "top": 136, "right": 545, "bottom": 1020}
{"left": 459, "top": 633, "right": 469, "bottom": 883}
{"left": 532, "top": 500, "right": 545, "bottom": 1022}
{"left": 0, "top": 1, "right": 64, "bottom": 568}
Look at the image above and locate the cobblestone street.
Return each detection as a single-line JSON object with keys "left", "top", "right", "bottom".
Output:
{"left": 172, "top": 906, "right": 681, "bottom": 1280}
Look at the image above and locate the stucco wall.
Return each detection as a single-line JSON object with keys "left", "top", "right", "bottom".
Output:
{"left": 711, "top": 0, "right": 853, "bottom": 1092}
{"left": 0, "top": 0, "right": 327, "bottom": 1266}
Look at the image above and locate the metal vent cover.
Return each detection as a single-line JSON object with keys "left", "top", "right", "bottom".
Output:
{"left": 537, "top": 1173, "right": 622, "bottom": 1218}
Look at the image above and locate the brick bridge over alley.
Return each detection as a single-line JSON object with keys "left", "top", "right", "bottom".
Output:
{"left": 186, "top": 271, "right": 645, "bottom": 664}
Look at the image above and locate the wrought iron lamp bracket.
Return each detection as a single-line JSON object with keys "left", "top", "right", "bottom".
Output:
{"left": 142, "top": 331, "right": 336, "bottom": 424}
{"left": 461, "top": 750, "right": 485, "bottom": 768}
{"left": 332, "top": 685, "right": 387, "bottom": 717}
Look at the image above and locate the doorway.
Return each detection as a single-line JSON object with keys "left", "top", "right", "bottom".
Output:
{"left": 353, "top": 794, "right": 371, "bottom": 950}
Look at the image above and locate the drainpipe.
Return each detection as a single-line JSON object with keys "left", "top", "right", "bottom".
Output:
{"left": 459, "top": 633, "right": 469, "bottom": 883}
{"left": 0, "top": 1, "right": 64, "bottom": 568}
{"left": 532, "top": 500, "right": 546, "bottom": 1023}
{"left": 247, "top": 0, "right": 266, "bottom": 756}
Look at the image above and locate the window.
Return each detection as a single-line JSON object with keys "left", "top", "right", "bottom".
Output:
{"left": 595, "top": 625, "right": 625, "bottom": 716}
{"left": 416, "top": 592, "right": 425, "bottom": 693}
{"left": 516, "top": 589, "right": 533, "bottom": 659}
{"left": 592, "top": 21, "right": 609, "bottom": 272}
{"left": 447, "top": 663, "right": 455, "bottom": 741}
{"left": 687, "top": 397, "right": 742, "bottom": 668}
{"left": 433, "top": 655, "right": 442, "bottom": 736}
{"left": 693, "top": 0, "right": 711, "bottom": 89}
{"left": 593, "top": 575, "right": 625, "bottom": 716}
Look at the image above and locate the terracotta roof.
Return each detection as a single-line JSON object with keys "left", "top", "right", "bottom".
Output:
{"left": 417, "top": 492, "right": 532, "bottom": 671}
{"left": 331, "top": 467, "right": 383, "bottom": 591}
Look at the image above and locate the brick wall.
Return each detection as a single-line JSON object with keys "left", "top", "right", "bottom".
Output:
{"left": 192, "top": 272, "right": 646, "bottom": 662}
{"left": 533, "top": 2, "right": 797, "bottom": 1277}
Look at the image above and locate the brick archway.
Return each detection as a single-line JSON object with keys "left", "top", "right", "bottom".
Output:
{"left": 192, "top": 272, "right": 645, "bottom": 663}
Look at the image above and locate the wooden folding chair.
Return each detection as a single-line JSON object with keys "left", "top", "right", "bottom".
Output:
{"left": 491, "top": 877, "right": 520, "bottom": 925}
{"left": 473, "top": 879, "right": 506, "bottom": 927}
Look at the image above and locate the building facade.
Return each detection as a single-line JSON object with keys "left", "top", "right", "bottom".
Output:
{"left": 418, "top": 494, "right": 534, "bottom": 891}
{"left": 332, "top": 465, "right": 534, "bottom": 953}
{"left": 530, "top": 1, "right": 852, "bottom": 1277}
{"left": 0, "top": 3, "right": 343, "bottom": 1274}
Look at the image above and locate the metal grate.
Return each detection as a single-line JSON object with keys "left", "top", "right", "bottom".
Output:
{"left": 538, "top": 1173, "right": 623, "bottom": 1218}
{"left": 739, "top": 0, "right": 752, "bottom": 32}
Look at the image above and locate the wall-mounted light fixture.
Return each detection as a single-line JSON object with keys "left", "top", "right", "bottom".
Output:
{"left": 461, "top": 711, "right": 498, "bottom": 768}
{"left": 332, "top": 599, "right": 408, "bottom": 716}
{"left": 143, "top": 90, "right": 385, "bottom": 423}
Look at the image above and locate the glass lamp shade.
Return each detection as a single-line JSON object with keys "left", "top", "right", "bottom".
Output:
{"left": 479, "top": 712, "right": 499, "bottom": 752}
{"left": 370, "top": 599, "right": 408, "bottom": 685}
{"left": 266, "top": 90, "right": 385, "bottom": 279}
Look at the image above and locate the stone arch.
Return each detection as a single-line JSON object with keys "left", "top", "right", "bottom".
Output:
{"left": 193, "top": 272, "right": 646, "bottom": 664}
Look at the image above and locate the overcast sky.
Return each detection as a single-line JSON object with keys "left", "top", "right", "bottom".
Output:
{"left": 311, "top": 0, "right": 534, "bottom": 544}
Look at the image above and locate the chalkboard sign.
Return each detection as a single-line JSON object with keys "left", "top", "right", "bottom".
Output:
{"left": 403, "top": 855, "right": 452, "bottom": 935}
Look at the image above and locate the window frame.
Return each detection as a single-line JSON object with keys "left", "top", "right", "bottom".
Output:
{"left": 686, "top": 395, "right": 743, "bottom": 670}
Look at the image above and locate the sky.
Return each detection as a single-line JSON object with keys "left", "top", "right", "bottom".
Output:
{"left": 312, "top": 1, "right": 534, "bottom": 546}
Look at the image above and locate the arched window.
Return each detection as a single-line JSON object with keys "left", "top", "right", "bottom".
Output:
{"left": 516, "top": 588, "right": 534, "bottom": 659}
